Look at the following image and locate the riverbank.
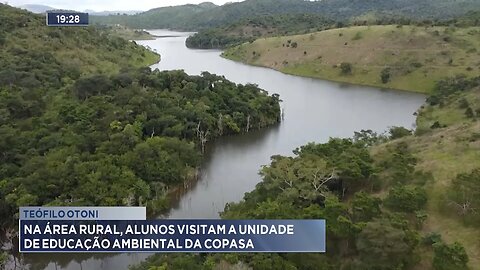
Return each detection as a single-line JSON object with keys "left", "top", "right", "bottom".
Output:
{"left": 222, "top": 25, "right": 480, "bottom": 94}
{"left": 109, "top": 25, "right": 158, "bottom": 40}
{"left": 133, "top": 75, "right": 480, "bottom": 269}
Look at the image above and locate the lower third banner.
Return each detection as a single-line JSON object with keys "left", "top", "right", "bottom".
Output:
{"left": 20, "top": 220, "right": 325, "bottom": 253}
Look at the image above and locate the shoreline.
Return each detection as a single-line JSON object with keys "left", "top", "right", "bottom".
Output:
{"left": 221, "top": 53, "right": 429, "bottom": 95}
{"left": 219, "top": 25, "right": 480, "bottom": 95}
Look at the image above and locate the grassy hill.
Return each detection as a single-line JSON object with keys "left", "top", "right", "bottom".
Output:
{"left": 102, "top": 25, "right": 157, "bottom": 40}
{"left": 186, "top": 14, "right": 335, "bottom": 49}
{"left": 223, "top": 25, "right": 480, "bottom": 93}
{"left": 372, "top": 76, "right": 480, "bottom": 267}
{"left": 90, "top": 0, "right": 480, "bottom": 30}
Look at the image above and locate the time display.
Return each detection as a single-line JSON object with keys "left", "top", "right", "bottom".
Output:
{"left": 46, "top": 12, "right": 89, "bottom": 26}
{"left": 56, "top": 14, "right": 80, "bottom": 24}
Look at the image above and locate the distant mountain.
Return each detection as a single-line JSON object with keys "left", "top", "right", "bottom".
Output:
{"left": 90, "top": 2, "right": 218, "bottom": 29}
{"left": 90, "top": 0, "right": 480, "bottom": 30}
{"left": 86, "top": 10, "right": 142, "bottom": 16}
{"left": 19, "top": 4, "right": 55, "bottom": 13}
{"left": 18, "top": 4, "right": 142, "bottom": 15}
{"left": 457, "top": 10, "right": 480, "bottom": 26}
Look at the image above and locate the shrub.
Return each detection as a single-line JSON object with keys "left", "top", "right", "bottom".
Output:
{"left": 352, "top": 32, "right": 363, "bottom": 40}
{"left": 411, "top": 62, "right": 423, "bottom": 68}
{"left": 423, "top": 232, "right": 442, "bottom": 245}
{"left": 340, "top": 62, "right": 352, "bottom": 75}
{"left": 381, "top": 67, "right": 391, "bottom": 83}
{"left": 430, "top": 121, "right": 443, "bottom": 129}
{"left": 458, "top": 98, "right": 470, "bottom": 109}
{"left": 465, "top": 107, "right": 474, "bottom": 118}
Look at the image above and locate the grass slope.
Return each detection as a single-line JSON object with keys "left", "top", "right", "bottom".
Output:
{"left": 105, "top": 25, "right": 157, "bottom": 41}
{"left": 371, "top": 84, "right": 480, "bottom": 268}
{"left": 223, "top": 25, "right": 480, "bottom": 93}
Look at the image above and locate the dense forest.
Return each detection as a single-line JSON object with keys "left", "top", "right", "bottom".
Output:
{"left": 0, "top": 4, "right": 281, "bottom": 232}
{"left": 186, "top": 14, "right": 335, "bottom": 49}
{"left": 90, "top": 0, "right": 480, "bottom": 31}
{"left": 131, "top": 76, "right": 480, "bottom": 269}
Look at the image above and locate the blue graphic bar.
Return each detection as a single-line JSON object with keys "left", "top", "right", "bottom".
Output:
{"left": 20, "top": 207, "right": 146, "bottom": 220}
{"left": 46, "top": 12, "right": 89, "bottom": 26}
{"left": 19, "top": 220, "right": 326, "bottom": 253}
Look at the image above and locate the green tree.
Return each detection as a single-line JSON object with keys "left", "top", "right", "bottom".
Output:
{"left": 389, "top": 126, "right": 412, "bottom": 140}
{"left": 356, "top": 219, "right": 418, "bottom": 269}
{"left": 447, "top": 169, "right": 480, "bottom": 219}
{"left": 432, "top": 242, "right": 469, "bottom": 270}
{"left": 385, "top": 184, "right": 427, "bottom": 212}
{"left": 126, "top": 137, "right": 200, "bottom": 185}
{"left": 353, "top": 129, "right": 384, "bottom": 147}
{"left": 73, "top": 74, "right": 113, "bottom": 100}
{"left": 352, "top": 191, "right": 382, "bottom": 222}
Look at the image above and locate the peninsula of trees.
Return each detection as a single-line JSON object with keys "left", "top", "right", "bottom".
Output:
{"left": 0, "top": 4, "right": 281, "bottom": 230}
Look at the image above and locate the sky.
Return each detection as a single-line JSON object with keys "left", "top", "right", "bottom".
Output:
{"left": 6, "top": 0, "right": 242, "bottom": 12}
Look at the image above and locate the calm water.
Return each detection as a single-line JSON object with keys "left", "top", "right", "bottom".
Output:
{"left": 19, "top": 30, "right": 425, "bottom": 270}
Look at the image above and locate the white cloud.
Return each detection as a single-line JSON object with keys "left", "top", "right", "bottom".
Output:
{"left": 7, "top": 0, "right": 241, "bottom": 11}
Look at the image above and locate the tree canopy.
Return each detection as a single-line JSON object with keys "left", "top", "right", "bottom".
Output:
{"left": 0, "top": 5, "right": 281, "bottom": 227}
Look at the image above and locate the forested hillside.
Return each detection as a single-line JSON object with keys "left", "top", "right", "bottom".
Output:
{"left": 91, "top": 0, "right": 480, "bottom": 30}
{"left": 0, "top": 4, "right": 281, "bottom": 229}
{"left": 131, "top": 76, "right": 480, "bottom": 269}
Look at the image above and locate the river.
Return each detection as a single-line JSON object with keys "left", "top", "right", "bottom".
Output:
{"left": 18, "top": 30, "right": 425, "bottom": 270}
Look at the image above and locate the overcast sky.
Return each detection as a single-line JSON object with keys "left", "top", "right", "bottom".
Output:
{"left": 6, "top": 0, "right": 242, "bottom": 11}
